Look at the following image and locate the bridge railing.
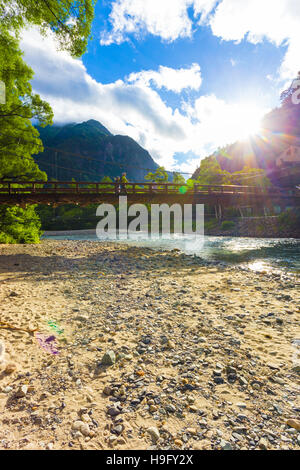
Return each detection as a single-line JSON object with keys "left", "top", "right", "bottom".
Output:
{"left": 0, "top": 180, "right": 299, "bottom": 197}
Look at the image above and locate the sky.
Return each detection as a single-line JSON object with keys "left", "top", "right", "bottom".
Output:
{"left": 20, "top": 0, "right": 300, "bottom": 174}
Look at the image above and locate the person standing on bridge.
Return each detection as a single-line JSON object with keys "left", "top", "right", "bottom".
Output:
{"left": 120, "top": 172, "right": 128, "bottom": 195}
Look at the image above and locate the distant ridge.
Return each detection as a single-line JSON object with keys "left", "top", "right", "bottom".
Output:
{"left": 35, "top": 120, "right": 158, "bottom": 181}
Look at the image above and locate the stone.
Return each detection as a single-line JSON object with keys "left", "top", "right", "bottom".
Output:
{"left": 174, "top": 439, "right": 183, "bottom": 447}
{"left": 101, "top": 350, "right": 116, "bottom": 366}
{"left": 147, "top": 426, "right": 160, "bottom": 442}
{"left": 15, "top": 385, "right": 28, "bottom": 398}
{"left": 103, "top": 385, "right": 112, "bottom": 396}
{"left": 286, "top": 419, "right": 300, "bottom": 431}
{"left": 107, "top": 406, "right": 121, "bottom": 417}
{"left": 72, "top": 420, "right": 84, "bottom": 431}
{"left": 220, "top": 440, "right": 233, "bottom": 450}
{"left": 80, "top": 423, "right": 91, "bottom": 436}
{"left": 186, "top": 428, "right": 197, "bottom": 435}
{"left": 258, "top": 438, "right": 269, "bottom": 450}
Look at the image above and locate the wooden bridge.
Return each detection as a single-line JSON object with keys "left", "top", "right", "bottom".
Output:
{"left": 0, "top": 181, "right": 299, "bottom": 211}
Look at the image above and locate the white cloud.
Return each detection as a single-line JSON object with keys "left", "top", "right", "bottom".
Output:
{"left": 101, "top": 0, "right": 300, "bottom": 82}
{"left": 100, "top": 0, "right": 218, "bottom": 45}
{"left": 20, "top": 27, "right": 268, "bottom": 173}
{"left": 209, "top": 0, "right": 300, "bottom": 80}
{"left": 127, "top": 64, "right": 202, "bottom": 93}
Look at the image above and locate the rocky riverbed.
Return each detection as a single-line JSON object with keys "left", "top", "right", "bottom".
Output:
{"left": 0, "top": 240, "right": 299, "bottom": 450}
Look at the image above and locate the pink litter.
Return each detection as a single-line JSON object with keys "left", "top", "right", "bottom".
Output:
{"left": 35, "top": 333, "right": 60, "bottom": 355}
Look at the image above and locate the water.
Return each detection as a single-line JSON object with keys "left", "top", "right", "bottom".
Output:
{"left": 43, "top": 230, "right": 300, "bottom": 276}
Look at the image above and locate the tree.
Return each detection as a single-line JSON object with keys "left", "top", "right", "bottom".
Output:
{"left": 100, "top": 175, "right": 113, "bottom": 190}
{"left": 0, "top": 1, "right": 96, "bottom": 243}
{"left": 0, "top": 31, "right": 53, "bottom": 180}
{"left": 231, "top": 166, "right": 271, "bottom": 189}
{"left": 0, "top": 31, "right": 53, "bottom": 243}
{"left": 172, "top": 172, "right": 186, "bottom": 185}
{"left": 145, "top": 166, "right": 168, "bottom": 184}
{"left": 195, "top": 156, "right": 232, "bottom": 185}
{"left": 0, "top": 0, "right": 95, "bottom": 57}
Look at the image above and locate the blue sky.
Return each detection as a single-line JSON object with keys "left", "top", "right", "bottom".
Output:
{"left": 20, "top": 0, "right": 300, "bottom": 173}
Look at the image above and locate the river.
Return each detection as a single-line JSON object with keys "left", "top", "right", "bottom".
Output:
{"left": 43, "top": 230, "right": 300, "bottom": 276}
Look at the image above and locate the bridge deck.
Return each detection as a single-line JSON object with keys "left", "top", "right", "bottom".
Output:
{"left": 0, "top": 181, "right": 299, "bottom": 207}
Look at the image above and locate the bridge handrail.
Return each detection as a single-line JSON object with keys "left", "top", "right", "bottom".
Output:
{"left": 0, "top": 180, "right": 299, "bottom": 196}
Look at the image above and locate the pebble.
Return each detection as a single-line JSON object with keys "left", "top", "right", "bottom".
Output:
{"left": 147, "top": 427, "right": 160, "bottom": 442}
{"left": 286, "top": 419, "right": 300, "bottom": 431}
{"left": 15, "top": 385, "right": 28, "bottom": 398}
{"left": 101, "top": 350, "right": 116, "bottom": 366}
{"left": 220, "top": 440, "right": 233, "bottom": 450}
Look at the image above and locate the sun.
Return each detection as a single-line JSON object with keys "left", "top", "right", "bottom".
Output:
{"left": 234, "top": 103, "right": 264, "bottom": 140}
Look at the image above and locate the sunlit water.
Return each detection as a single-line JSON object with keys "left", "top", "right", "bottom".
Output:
{"left": 43, "top": 230, "right": 300, "bottom": 276}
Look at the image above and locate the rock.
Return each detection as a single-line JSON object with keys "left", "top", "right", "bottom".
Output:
{"left": 109, "top": 435, "right": 118, "bottom": 445}
{"left": 286, "top": 419, "right": 300, "bottom": 431}
{"left": 15, "top": 385, "right": 28, "bottom": 398}
{"left": 46, "top": 443, "right": 53, "bottom": 450}
{"left": 167, "top": 340, "right": 175, "bottom": 349}
{"left": 220, "top": 439, "right": 233, "bottom": 450}
{"left": 258, "top": 438, "right": 269, "bottom": 450}
{"left": 214, "top": 377, "right": 224, "bottom": 385}
{"left": 174, "top": 439, "right": 183, "bottom": 447}
{"left": 80, "top": 423, "right": 91, "bottom": 436}
{"left": 165, "top": 404, "right": 176, "bottom": 413}
{"left": 101, "top": 350, "right": 116, "bottom": 366}
{"left": 72, "top": 420, "right": 84, "bottom": 431}
{"left": 107, "top": 406, "right": 121, "bottom": 417}
{"left": 72, "top": 420, "right": 91, "bottom": 436}
{"left": 147, "top": 426, "right": 160, "bottom": 442}
{"left": 113, "top": 425, "right": 123, "bottom": 435}
{"left": 186, "top": 428, "right": 197, "bottom": 435}
{"left": 237, "top": 403, "right": 247, "bottom": 409}
{"left": 103, "top": 385, "right": 112, "bottom": 396}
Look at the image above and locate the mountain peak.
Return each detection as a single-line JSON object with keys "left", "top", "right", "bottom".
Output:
{"left": 79, "top": 119, "right": 112, "bottom": 136}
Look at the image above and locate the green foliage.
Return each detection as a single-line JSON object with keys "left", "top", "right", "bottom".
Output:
{"left": 0, "top": 0, "right": 95, "bottom": 57}
{"left": 0, "top": 205, "right": 42, "bottom": 243}
{"left": 204, "top": 219, "right": 218, "bottom": 231}
{"left": 192, "top": 157, "right": 271, "bottom": 189}
{"left": 0, "top": 30, "right": 53, "bottom": 244}
{"left": 194, "top": 156, "right": 232, "bottom": 185}
{"left": 220, "top": 220, "right": 236, "bottom": 231}
{"left": 36, "top": 203, "right": 99, "bottom": 230}
{"left": 172, "top": 172, "right": 185, "bottom": 185}
{"left": 231, "top": 166, "right": 271, "bottom": 188}
{"left": 145, "top": 166, "right": 168, "bottom": 183}
{"left": 278, "top": 208, "right": 300, "bottom": 231}
{"left": 0, "top": 30, "right": 53, "bottom": 180}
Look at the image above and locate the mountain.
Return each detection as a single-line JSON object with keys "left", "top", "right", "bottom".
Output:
{"left": 192, "top": 88, "right": 300, "bottom": 187}
{"left": 34, "top": 119, "right": 158, "bottom": 181}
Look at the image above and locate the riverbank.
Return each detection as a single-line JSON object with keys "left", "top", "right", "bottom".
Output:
{"left": 205, "top": 217, "right": 300, "bottom": 238}
{"left": 0, "top": 240, "right": 299, "bottom": 450}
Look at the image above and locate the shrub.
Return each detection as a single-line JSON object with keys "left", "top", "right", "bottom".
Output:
{"left": 220, "top": 220, "right": 236, "bottom": 231}
{"left": 0, "top": 205, "right": 42, "bottom": 244}
{"left": 278, "top": 208, "right": 300, "bottom": 231}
